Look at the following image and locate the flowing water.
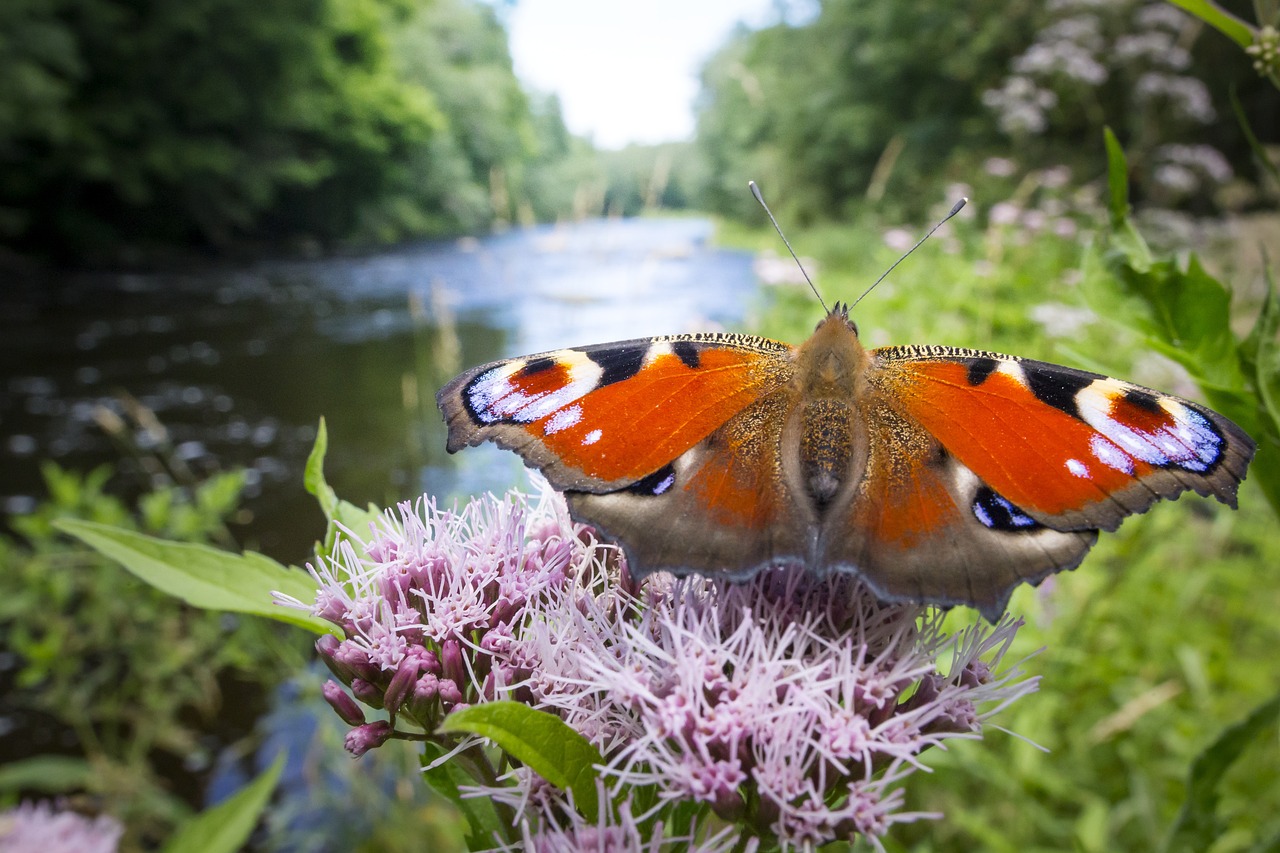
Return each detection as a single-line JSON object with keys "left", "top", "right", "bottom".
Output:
{"left": 0, "top": 217, "right": 762, "bottom": 564}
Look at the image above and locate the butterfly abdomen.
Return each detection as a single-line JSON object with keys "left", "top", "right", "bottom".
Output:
{"left": 798, "top": 400, "right": 856, "bottom": 509}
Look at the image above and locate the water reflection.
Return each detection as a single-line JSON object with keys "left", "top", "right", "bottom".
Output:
{"left": 0, "top": 218, "right": 758, "bottom": 563}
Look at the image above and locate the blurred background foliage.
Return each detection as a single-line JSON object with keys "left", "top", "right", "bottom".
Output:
{"left": 2, "top": 0, "right": 1276, "bottom": 265}
{"left": 2, "top": 0, "right": 1279, "bottom": 850}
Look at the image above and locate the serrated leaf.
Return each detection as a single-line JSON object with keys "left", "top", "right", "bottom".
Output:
{"left": 162, "top": 753, "right": 284, "bottom": 853}
{"left": 421, "top": 741, "right": 508, "bottom": 848}
{"left": 1083, "top": 251, "right": 1244, "bottom": 392}
{"left": 1163, "top": 0, "right": 1254, "bottom": 47}
{"left": 439, "top": 701, "right": 604, "bottom": 818}
{"left": 55, "top": 519, "right": 333, "bottom": 635}
{"left": 1165, "top": 692, "right": 1280, "bottom": 853}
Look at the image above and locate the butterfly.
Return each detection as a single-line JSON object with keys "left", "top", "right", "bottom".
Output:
{"left": 436, "top": 301, "right": 1255, "bottom": 620}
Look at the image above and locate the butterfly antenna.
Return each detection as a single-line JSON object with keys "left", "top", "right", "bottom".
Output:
{"left": 749, "top": 181, "right": 828, "bottom": 314}
{"left": 851, "top": 197, "right": 968, "bottom": 308}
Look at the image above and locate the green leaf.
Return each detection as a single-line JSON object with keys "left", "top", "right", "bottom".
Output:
{"left": 1082, "top": 253, "right": 1241, "bottom": 387}
{"left": 1163, "top": 0, "right": 1254, "bottom": 47}
{"left": 1165, "top": 692, "right": 1280, "bottom": 853}
{"left": 420, "top": 741, "right": 508, "bottom": 849}
{"left": 54, "top": 519, "right": 333, "bottom": 635}
{"left": 304, "top": 417, "right": 340, "bottom": 521}
{"left": 0, "top": 756, "right": 92, "bottom": 793}
{"left": 1101, "top": 129, "right": 1153, "bottom": 268}
{"left": 1104, "top": 127, "right": 1130, "bottom": 226}
{"left": 162, "top": 753, "right": 285, "bottom": 853}
{"left": 1242, "top": 266, "right": 1280, "bottom": 429}
{"left": 1238, "top": 268, "right": 1280, "bottom": 516}
{"left": 304, "top": 418, "right": 381, "bottom": 546}
{"left": 438, "top": 701, "right": 604, "bottom": 818}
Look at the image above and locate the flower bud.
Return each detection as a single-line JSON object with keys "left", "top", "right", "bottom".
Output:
{"left": 344, "top": 720, "right": 393, "bottom": 757}
{"left": 437, "top": 678, "right": 464, "bottom": 707}
{"left": 407, "top": 672, "right": 440, "bottom": 722}
{"left": 408, "top": 646, "right": 441, "bottom": 675}
{"left": 384, "top": 656, "right": 420, "bottom": 715}
{"left": 316, "top": 634, "right": 351, "bottom": 681}
{"left": 333, "top": 641, "right": 379, "bottom": 682}
{"left": 441, "top": 638, "right": 467, "bottom": 686}
{"left": 323, "top": 680, "right": 366, "bottom": 726}
{"left": 351, "top": 678, "right": 384, "bottom": 709}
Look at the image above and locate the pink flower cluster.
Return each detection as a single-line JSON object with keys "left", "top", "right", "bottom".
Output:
{"left": 0, "top": 801, "right": 123, "bottom": 853}
{"left": 279, "top": 486, "right": 584, "bottom": 753}
{"left": 285, "top": 479, "right": 1038, "bottom": 850}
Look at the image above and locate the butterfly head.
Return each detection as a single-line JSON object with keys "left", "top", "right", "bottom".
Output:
{"left": 798, "top": 302, "right": 867, "bottom": 396}
{"left": 825, "top": 301, "right": 857, "bottom": 336}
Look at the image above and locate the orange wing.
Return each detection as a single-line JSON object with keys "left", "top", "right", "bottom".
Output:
{"left": 869, "top": 347, "right": 1255, "bottom": 531}
{"left": 437, "top": 334, "right": 795, "bottom": 492}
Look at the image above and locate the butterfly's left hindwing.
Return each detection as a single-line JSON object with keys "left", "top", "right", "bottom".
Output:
{"left": 436, "top": 334, "right": 795, "bottom": 493}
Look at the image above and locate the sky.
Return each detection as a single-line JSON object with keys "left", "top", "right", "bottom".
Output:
{"left": 505, "top": 1, "right": 796, "bottom": 149}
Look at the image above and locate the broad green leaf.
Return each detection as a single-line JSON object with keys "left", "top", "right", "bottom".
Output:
{"left": 1163, "top": 0, "right": 1254, "bottom": 47}
{"left": 304, "top": 418, "right": 382, "bottom": 545}
{"left": 421, "top": 741, "right": 508, "bottom": 849}
{"left": 162, "top": 753, "right": 284, "bottom": 853}
{"left": 1164, "top": 692, "right": 1280, "bottom": 853}
{"left": 55, "top": 519, "right": 333, "bottom": 635}
{"left": 439, "top": 701, "right": 604, "bottom": 818}
{"left": 1082, "top": 251, "right": 1237, "bottom": 389}
{"left": 0, "top": 756, "right": 92, "bottom": 793}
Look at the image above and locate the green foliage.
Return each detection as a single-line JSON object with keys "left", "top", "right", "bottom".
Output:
{"left": 161, "top": 754, "right": 283, "bottom": 853}
{"left": 696, "top": 1, "right": 1038, "bottom": 223}
{"left": 304, "top": 416, "right": 381, "bottom": 551}
{"left": 694, "top": 0, "right": 1279, "bottom": 224}
{"left": 0, "top": 463, "right": 305, "bottom": 846}
{"left": 1165, "top": 692, "right": 1280, "bottom": 853}
{"left": 595, "top": 142, "right": 708, "bottom": 216}
{"left": 439, "top": 702, "right": 605, "bottom": 819}
{"left": 56, "top": 519, "right": 332, "bottom": 635}
{"left": 1166, "top": 0, "right": 1255, "bottom": 48}
{"left": 421, "top": 741, "right": 507, "bottom": 851}
{"left": 366, "top": 0, "right": 535, "bottom": 238}
{"left": 0, "top": 0, "right": 593, "bottom": 261}
{"left": 0, "top": 0, "right": 439, "bottom": 259}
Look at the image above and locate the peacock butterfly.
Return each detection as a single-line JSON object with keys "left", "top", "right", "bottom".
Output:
{"left": 436, "top": 219, "right": 1254, "bottom": 620}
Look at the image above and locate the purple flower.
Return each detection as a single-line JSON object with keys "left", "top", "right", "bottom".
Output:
{"left": 0, "top": 802, "right": 123, "bottom": 853}
{"left": 481, "top": 780, "right": 750, "bottom": 853}
{"left": 280, "top": 478, "right": 1038, "bottom": 848}
{"left": 277, "top": 483, "right": 587, "bottom": 749}
{"left": 345, "top": 720, "right": 394, "bottom": 757}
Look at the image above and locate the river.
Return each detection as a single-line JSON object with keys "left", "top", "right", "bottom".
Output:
{"left": 0, "top": 217, "right": 763, "bottom": 565}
